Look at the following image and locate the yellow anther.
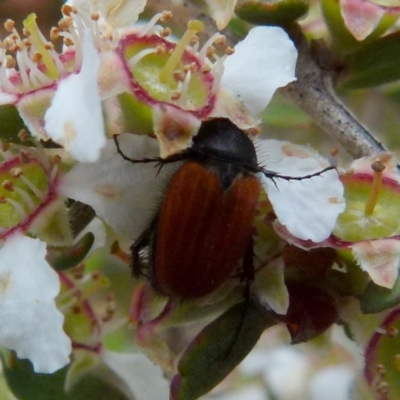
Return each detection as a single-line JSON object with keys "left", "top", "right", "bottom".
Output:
{"left": 2, "top": 180, "right": 14, "bottom": 191}
{"left": 4, "top": 19, "right": 15, "bottom": 33}
{"left": 5, "top": 55, "right": 16, "bottom": 69}
{"left": 364, "top": 160, "right": 385, "bottom": 216}
{"left": 159, "top": 20, "right": 203, "bottom": 84}
{"left": 10, "top": 168, "right": 23, "bottom": 178}
{"left": 215, "top": 35, "right": 226, "bottom": 46}
{"left": 23, "top": 14, "right": 59, "bottom": 80}
{"left": 50, "top": 27, "right": 60, "bottom": 41}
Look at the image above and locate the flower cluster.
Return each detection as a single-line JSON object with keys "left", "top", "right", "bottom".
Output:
{"left": 0, "top": 0, "right": 399, "bottom": 399}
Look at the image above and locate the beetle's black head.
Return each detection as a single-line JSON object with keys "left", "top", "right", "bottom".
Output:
{"left": 191, "top": 118, "right": 258, "bottom": 168}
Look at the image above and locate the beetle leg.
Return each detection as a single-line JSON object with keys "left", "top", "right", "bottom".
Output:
{"left": 131, "top": 217, "right": 158, "bottom": 278}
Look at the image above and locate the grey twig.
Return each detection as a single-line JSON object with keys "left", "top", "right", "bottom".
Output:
{"left": 280, "top": 24, "right": 386, "bottom": 159}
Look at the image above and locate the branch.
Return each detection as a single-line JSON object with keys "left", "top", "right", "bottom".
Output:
{"left": 280, "top": 24, "right": 386, "bottom": 159}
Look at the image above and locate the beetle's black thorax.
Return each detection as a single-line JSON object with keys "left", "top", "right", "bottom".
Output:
{"left": 187, "top": 118, "right": 258, "bottom": 190}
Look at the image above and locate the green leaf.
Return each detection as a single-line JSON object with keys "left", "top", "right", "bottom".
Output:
{"left": 170, "top": 301, "right": 276, "bottom": 400}
{"left": 235, "top": 0, "right": 309, "bottom": 26}
{"left": 2, "top": 354, "right": 70, "bottom": 400}
{"left": 341, "top": 32, "right": 400, "bottom": 88}
{"left": 2, "top": 354, "right": 131, "bottom": 400}
{"left": 0, "top": 105, "right": 28, "bottom": 144}
{"left": 47, "top": 232, "right": 95, "bottom": 271}
{"left": 361, "top": 274, "right": 400, "bottom": 314}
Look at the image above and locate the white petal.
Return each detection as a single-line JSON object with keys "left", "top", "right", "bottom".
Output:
{"left": 221, "top": 26, "right": 297, "bottom": 115}
{"left": 102, "top": 350, "right": 169, "bottom": 400}
{"left": 0, "top": 92, "right": 18, "bottom": 105}
{"left": 92, "top": 0, "right": 147, "bottom": 28}
{"left": 254, "top": 258, "right": 289, "bottom": 315}
{"left": 44, "top": 29, "right": 106, "bottom": 162}
{"left": 59, "top": 134, "right": 176, "bottom": 239}
{"left": 351, "top": 239, "right": 400, "bottom": 288}
{"left": 0, "top": 234, "right": 71, "bottom": 373}
{"left": 258, "top": 140, "right": 345, "bottom": 242}
{"left": 205, "top": 0, "right": 237, "bottom": 30}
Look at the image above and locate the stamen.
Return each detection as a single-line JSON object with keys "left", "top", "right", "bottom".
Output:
{"left": 159, "top": 20, "right": 203, "bottom": 84}
{"left": 23, "top": 14, "right": 59, "bottom": 80}
{"left": 160, "top": 27, "right": 172, "bottom": 38}
{"left": 4, "top": 19, "right": 15, "bottom": 33}
{"left": 179, "top": 69, "right": 191, "bottom": 107}
{"left": 49, "top": 162, "right": 59, "bottom": 184}
{"left": 138, "top": 12, "right": 166, "bottom": 38}
{"left": 50, "top": 27, "right": 60, "bottom": 41}
{"left": 13, "top": 187, "right": 36, "bottom": 212}
{"left": 5, "top": 197, "right": 27, "bottom": 221}
{"left": 2, "top": 180, "right": 13, "bottom": 191}
{"left": 199, "top": 32, "right": 222, "bottom": 63}
{"left": 364, "top": 160, "right": 385, "bottom": 216}
{"left": 19, "top": 175, "right": 46, "bottom": 201}
{"left": 128, "top": 48, "right": 158, "bottom": 69}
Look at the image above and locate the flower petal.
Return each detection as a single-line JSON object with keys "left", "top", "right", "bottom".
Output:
{"left": 205, "top": 0, "right": 237, "bottom": 30}
{"left": 221, "top": 26, "right": 297, "bottom": 115}
{"left": 102, "top": 350, "right": 169, "bottom": 400}
{"left": 258, "top": 140, "right": 345, "bottom": 242}
{"left": 44, "top": 29, "right": 106, "bottom": 162}
{"left": 351, "top": 239, "right": 400, "bottom": 288}
{"left": 254, "top": 258, "right": 289, "bottom": 315}
{"left": 340, "top": 0, "right": 384, "bottom": 41}
{"left": 92, "top": 0, "right": 147, "bottom": 29}
{"left": 59, "top": 134, "right": 176, "bottom": 239}
{"left": 0, "top": 234, "right": 71, "bottom": 373}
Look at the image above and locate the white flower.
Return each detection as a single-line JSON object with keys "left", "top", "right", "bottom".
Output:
{"left": 257, "top": 140, "right": 345, "bottom": 242}
{"left": 221, "top": 26, "right": 297, "bottom": 116}
{"left": 44, "top": 28, "right": 106, "bottom": 162}
{"left": 0, "top": 233, "right": 71, "bottom": 373}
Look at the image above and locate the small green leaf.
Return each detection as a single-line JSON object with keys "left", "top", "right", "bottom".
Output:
{"left": 2, "top": 354, "right": 69, "bottom": 400}
{"left": 47, "top": 232, "right": 95, "bottom": 271}
{"left": 2, "top": 353, "right": 131, "bottom": 400}
{"left": 0, "top": 105, "right": 28, "bottom": 143}
{"left": 341, "top": 32, "right": 400, "bottom": 88}
{"left": 361, "top": 275, "right": 400, "bottom": 314}
{"left": 170, "top": 301, "right": 276, "bottom": 400}
{"left": 235, "top": 0, "right": 309, "bottom": 26}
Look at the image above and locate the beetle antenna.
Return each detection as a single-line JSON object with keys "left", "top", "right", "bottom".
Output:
{"left": 259, "top": 165, "right": 336, "bottom": 182}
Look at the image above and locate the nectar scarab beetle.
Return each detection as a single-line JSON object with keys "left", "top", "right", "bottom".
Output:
{"left": 114, "top": 118, "right": 333, "bottom": 300}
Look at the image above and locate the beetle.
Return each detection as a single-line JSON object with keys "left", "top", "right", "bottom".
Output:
{"left": 114, "top": 117, "right": 330, "bottom": 300}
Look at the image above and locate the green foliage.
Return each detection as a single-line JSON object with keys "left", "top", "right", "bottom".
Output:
{"left": 341, "top": 32, "right": 400, "bottom": 88}
{"left": 2, "top": 355, "right": 130, "bottom": 400}
{"left": 361, "top": 275, "right": 400, "bottom": 313}
{"left": 0, "top": 105, "right": 28, "bottom": 144}
{"left": 235, "top": 0, "right": 309, "bottom": 26}
{"left": 170, "top": 301, "right": 276, "bottom": 400}
{"left": 46, "top": 232, "right": 95, "bottom": 271}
